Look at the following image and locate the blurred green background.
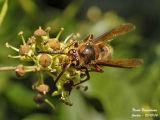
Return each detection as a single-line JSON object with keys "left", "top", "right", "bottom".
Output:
{"left": 0, "top": 0, "right": 160, "bottom": 120}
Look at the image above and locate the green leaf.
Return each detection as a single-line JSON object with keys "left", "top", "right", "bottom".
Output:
{"left": 5, "top": 83, "right": 37, "bottom": 113}
{"left": 0, "top": 0, "right": 8, "bottom": 27}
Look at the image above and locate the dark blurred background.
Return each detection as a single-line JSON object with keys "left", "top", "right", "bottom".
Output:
{"left": 0, "top": 0, "right": 160, "bottom": 120}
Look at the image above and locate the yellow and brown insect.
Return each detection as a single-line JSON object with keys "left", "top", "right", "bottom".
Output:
{"left": 41, "top": 23, "right": 143, "bottom": 89}
{"left": 77, "top": 23, "right": 143, "bottom": 69}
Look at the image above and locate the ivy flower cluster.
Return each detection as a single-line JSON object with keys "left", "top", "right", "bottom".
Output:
{"left": 2, "top": 27, "right": 88, "bottom": 107}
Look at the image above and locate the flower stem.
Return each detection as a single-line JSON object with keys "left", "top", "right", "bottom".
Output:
{"left": 0, "top": 66, "right": 16, "bottom": 71}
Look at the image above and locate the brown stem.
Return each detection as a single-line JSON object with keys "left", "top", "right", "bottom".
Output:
{"left": 0, "top": 66, "right": 16, "bottom": 71}
{"left": 0, "top": 65, "right": 39, "bottom": 72}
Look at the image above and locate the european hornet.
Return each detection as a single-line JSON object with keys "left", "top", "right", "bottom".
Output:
{"left": 41, "top": 23, "right": 143, "bottom": 95}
